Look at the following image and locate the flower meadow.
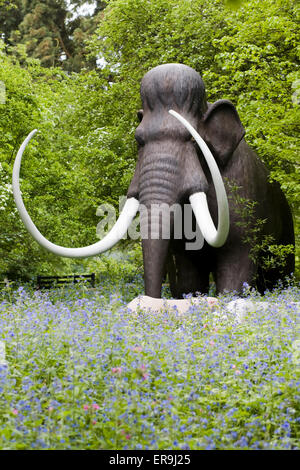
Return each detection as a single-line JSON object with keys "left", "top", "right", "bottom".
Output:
{"left": 0, "top": 280, "right": 299, "bottom": 450}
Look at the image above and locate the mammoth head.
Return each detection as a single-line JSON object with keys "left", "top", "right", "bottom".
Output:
{"left": 140, "top": 63, "right": 207, "bottom": 116}
{"left": 136, "top": 63, "right": 245, "bottom": 165}
{"left": 135, "top": 63, "right": 207, "bottom": 145}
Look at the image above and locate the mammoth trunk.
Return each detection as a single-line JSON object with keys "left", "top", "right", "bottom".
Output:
{"left": 139, "top": 155, "right": 180, "bottom": 298}
{"left": 140, "top": 203, "right": 174, "bottom": 298}
{"left": 142, "top": 238, "right": 170, "bottom": 298}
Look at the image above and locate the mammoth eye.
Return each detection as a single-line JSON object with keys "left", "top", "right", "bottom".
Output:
{"left": 137, "top": 109, "right": 144, "bottom": 122}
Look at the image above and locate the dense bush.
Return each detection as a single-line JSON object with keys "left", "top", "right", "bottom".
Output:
{"left": 0, "top": 46, "right": 106, "bottom": 280}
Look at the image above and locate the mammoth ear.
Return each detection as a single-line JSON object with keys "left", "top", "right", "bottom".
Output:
{"left": 202, "top": 100, "right": 245, "bottom": 166}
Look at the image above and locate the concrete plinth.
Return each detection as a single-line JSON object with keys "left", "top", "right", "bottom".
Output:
{"left": 127, "top": 295, "right": 218, "bottom": 315}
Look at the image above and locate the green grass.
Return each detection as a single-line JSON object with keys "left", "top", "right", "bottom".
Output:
{"left": 0, "top": 279, "right": 299, "bottom": 450}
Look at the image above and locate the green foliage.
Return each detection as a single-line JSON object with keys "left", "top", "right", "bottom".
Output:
{"left": 225, "top": 0, "right": 244, "bottom": 9}
{"left": 0, "top": 0, "right": 299, "bottom": 280}
{"left": 85, "top": 245, "right": 143, "bottom": 280}
{"left": 258, "top": 241, "right": 295, "bottom": 272}
{"left": 0, "top": 44, "right": 110, "bottom": 280}
{"left": 0, "top": 0, "right": 108, "bottom": 71}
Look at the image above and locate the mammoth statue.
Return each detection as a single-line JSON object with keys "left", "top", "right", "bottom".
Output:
{"left": 13, "top": 63, "right": 295, "bottom": 298}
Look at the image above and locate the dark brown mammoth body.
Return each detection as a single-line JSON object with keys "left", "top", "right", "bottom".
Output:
{"left": 13, "top": 63, "right": 295, "bottom": 299}
{"left": 127, "top": 63, "right": 295, "bottom": 298}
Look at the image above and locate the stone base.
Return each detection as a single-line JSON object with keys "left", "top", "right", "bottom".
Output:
{"left": 127, "top": 295, "right": 218, "bottom": 315}
{"left": 127, "top": 296, "right": 300, "bottom": 322}
{"left": 226, "top": 298, "right": 300, "bottom": 322}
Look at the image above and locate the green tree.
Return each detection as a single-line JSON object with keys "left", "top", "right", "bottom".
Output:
{"left": 0, "top": 0, "right": 299, "bottom": 281}
{"left": 0, "top": 0, "right": 109, "bottom": 71}
{"left": 0, "top": 1, "right": 24, "bottom": 46}
{"left": 0, "top": 43, "right": 104, "bottom": 280}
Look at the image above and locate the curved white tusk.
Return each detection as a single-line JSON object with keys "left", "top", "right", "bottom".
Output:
{"left": 169, "top": 109, "right": 229, "bottom": 248}
{"left": 12, "top": 130, "right": 139, "bottom": 258}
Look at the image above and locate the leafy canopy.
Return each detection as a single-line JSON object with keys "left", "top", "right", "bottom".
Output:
{"left": 0, "top": 0, "right": 299, "bottom": 280}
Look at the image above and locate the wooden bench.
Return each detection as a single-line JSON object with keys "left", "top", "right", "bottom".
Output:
{"left": 37, "top": 273, "right": 95, "bottom": 289}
